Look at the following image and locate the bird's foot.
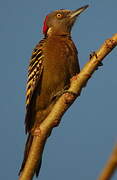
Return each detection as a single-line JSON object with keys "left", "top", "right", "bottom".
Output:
{"left": 90, "top": 51, "right": 98, "bottom": 59}
{"left": 98, "top": 61, "right": 103, "bottom": 67}
{"left": 51, "top": 85, "right": 69, "bottom": 101}
{"left": 90, "top": 51, "right": 103, "bottom": 70}
{"left": 95, "top": 61, "right": 103, "bottom": 70}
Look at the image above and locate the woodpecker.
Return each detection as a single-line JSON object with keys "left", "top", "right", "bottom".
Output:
{"left": 19, "top": 5, "right": 89, "bottom": 177}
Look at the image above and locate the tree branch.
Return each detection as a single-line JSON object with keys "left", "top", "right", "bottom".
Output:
{"left": 97, "top": 144, "right": 117, "bottom": 180}
{"left": 19, "top": 33, "right": 117, "bottom": 180}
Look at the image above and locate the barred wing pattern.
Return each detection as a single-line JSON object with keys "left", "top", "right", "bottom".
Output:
{"left": 26, "top": 40, "right": 45, "bottom": 109}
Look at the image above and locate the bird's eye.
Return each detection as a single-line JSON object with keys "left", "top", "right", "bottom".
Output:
{"left": 56, "top": 13, "right": 62, "bottom": 19}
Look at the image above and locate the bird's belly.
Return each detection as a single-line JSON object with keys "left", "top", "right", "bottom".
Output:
{"left": 36, "top": 63, "right": 70, "bottom": 110}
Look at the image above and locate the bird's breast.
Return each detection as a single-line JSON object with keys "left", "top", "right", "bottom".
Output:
{"left": 36, "top": 36, "right": 79, "bottom": 109}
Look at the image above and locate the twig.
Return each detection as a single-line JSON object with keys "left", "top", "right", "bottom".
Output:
{"left": 97, "top": 144, "right": 117, "bottom": 180}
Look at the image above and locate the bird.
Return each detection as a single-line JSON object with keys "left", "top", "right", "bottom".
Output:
{"left": 19, "top": 5, "right": 89, "bottom": 177}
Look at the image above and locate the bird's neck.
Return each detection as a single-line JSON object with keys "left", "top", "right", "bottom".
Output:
{"left": 44, "top": 32, "right": 71, "bottom": 39}
{"left": 44, "top": 26, "right": 72, "bottom": 38}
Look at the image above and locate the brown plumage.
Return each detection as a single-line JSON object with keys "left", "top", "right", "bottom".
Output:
{"left": 19, "top": 5, "right": 89, "bottom": 177}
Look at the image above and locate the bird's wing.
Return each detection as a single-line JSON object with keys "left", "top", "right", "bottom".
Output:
{"left": 25, "top": 40, "right": 45, "bottom": 133}
{"left": 26, "top": 40, "right": 44, "bottom": 108}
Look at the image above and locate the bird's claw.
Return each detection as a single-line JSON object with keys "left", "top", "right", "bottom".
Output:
{"left": 90, "top": 51, "right": 97, "bottom": 59}
{"left": 90, "top": 51, "right": 103, "bottom": 70}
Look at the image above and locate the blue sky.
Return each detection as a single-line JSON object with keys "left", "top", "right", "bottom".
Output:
{"left": 0, "top": 0, "right": 117, "bottom": 180}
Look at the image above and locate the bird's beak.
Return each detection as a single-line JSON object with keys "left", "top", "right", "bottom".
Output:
{"left": 69, "top": 5, "right": 89, "bottom": 19}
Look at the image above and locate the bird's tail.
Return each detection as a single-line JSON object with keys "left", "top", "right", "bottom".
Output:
{"left": 19, "top": 134, "right": 42, "bottom": 177}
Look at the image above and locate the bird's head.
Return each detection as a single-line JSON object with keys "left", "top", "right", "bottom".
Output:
{"left": 42, "top": 5, "right": 89, "bottom": 37}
